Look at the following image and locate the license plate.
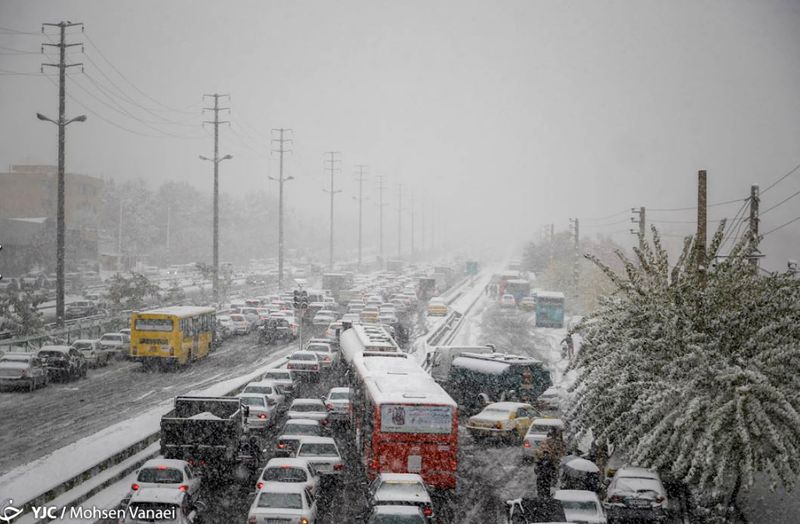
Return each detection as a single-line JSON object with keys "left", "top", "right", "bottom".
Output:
{"left": 408, "top": 455, "right": 422, "bottom": 472}
{"left": 264, "top": 519, "right": 291, "bottom": 524}
{"left": 312, "top": 462, "right": 331, "bottom": 472}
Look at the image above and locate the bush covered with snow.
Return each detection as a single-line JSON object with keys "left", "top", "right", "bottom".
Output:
{"left": 566, "top": 226, "right": 800, "bottom": 519}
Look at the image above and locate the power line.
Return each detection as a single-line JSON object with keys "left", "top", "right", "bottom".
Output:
{"left": 581, "top": 218, "right": 630, "bottom": 228}
{"left": 580, "top": 209, "right": 629, "bottom": 222}
{"left": 760, "top": 187, "right": 800, "bottom": 216}
{"left": 761, "top": 161, "right": 800, "bottom": 195}
{"left": 649, "top": 197, "right": 744, "bottom": 212}
{"left": 763, "top": 215, "right": 800, "bottom": 237}
{"left": 719, "top": 198, "right": 750, "bottom": 252}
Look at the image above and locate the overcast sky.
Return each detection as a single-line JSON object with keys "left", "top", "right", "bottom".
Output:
{"left": 1, "top": 0, "right": 798, "bottom": 268}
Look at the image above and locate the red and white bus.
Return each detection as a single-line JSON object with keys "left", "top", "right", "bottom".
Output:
{"left": 349, "top": 353, "right": 459, "bottom": 490}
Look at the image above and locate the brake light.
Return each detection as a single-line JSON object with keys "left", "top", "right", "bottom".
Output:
{"left": 300, "top": 519, "right": 309, "bottom": 524}
{"left": 326, "top": 403, "right": 333, "bottom": 411}
{"left": 20, "top": 369, "right": 27, "bottom": 377}
{"left": 287, "top": 363, "right": 294, "bottom": 369}
{"left": 256, "top": 481, "right": 264, "bottom": 489}
{"left": 131, "top": 483, "right": 140, "bottom": 491}
{"left": 187, "top": 459, "right": 195, "bottom": 466}
{"left": 495, "top": 421, "right": 503, "bottom": 429}
{"left": 609, "top": 495, "right": 624, "bottom": 503}
{"left": 259, "top": 413, "right": 268, "bottom": 420}
{"left": 248, "top": 517, "right": 256, "bottom": 524}
{"left": 278, "top": 442, "right": 286, "bottom": 449}
{"left": 655, "top": 495, "right": 665, "bottom": 503}
{"left": 157, "top": 465, "right": 167, "bottom": 470}
{"left": 523, "top": 440, "right": 531, "bottom": 448}
{"left": 178, "top": 485, "right": 188, "bottom": 492}
{"left": 321, "top": 419, "right": 329, "bottom": 425}
{"left": 334, "top": 463, "right": 344, "bottom": 471}
{"left": 423, "top": 506, "right": 433, "bottom": 517}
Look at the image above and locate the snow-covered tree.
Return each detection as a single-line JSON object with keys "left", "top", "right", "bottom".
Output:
{"left": 0, "top": 289, "right": 45, "bottom": 337}
{"left": 104, "top": 272, "right": 161, "bottom": 312}
{"left": 566, "top": 226, "right": 800, "bottom": 519}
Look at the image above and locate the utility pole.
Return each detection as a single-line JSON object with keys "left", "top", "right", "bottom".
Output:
{"left": 269, "top": 129, "right": 294, "bottom": 290}
{"left": 630, "top": 207, "right": 646, "bottom": 243}
{"left": 39, "top": 21, "right": 85, "bottom": 328}
{"left": 165, "top": 205, "right": 171, "bottom": 263}
{"left": 323, "top": 152, "right": 342, "bottom": 270}
{"left": 695, "top": 170, "right": 708, "bottom": 270}
{"left": 376, "top": 175, "right": 387, "bottom": 266}
{"left": 397, "top": 184, "right": 403, "bottom": 258}
{"left": 353, "top": 165, "right": 368, "bottom": 269}
{"left": 749, "top": 184, "right": 760, "bottom": 273}
{"left": 421, "top": 198, "right": 425, "bottom": 257}
{"left": 569, "top": 218, "right": 580, "bottom": 294}
{"left": 410, "top": 190, "right": 415, "bottom": 259}
{"left": 201, "top": 93, "right": 231, "bottom": 304}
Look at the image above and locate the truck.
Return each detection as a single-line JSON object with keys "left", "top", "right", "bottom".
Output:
{"left": 160, "top": 396, "right": 249, "bottom": 477}
{"left": 505, "top": 279, "right": 531, "bottom": 304}
{"left": 440, "top": 352, "right": 552, "bottom": 416}
{"left": 418, "top": 277, "right": 437, "bottom": 302}
{"left": 425, "top": 344, "right": 495, "bottom": 382}
{"left": 465, "top": 260, "right": 479, "bottom": 276}
{"left": 534, "top": 291, "right": 565, "bottom": 328}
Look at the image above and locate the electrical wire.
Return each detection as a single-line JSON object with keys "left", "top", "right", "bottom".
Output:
{"left": 581, "top": 218, "right": 630, "bottom": 228}
{"left": 760, "top": 187, "right": 800, "bottom": 217}
{"left": 763, "top": 216, "right": 800, "bottom": 237}
{"left": 761, "top": 161, "right": 800, "bottom": 195}
{"left": 649, "top": 197, "right": 745, "bottom": 212}
{"left": 579, "top": 209, "right": 629, "bottom": 222}
{"left": 719, "top": 198, "right": 751, "bottom": 252}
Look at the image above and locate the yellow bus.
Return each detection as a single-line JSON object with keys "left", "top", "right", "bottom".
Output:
{"left": 130, "top": 306, "right": 216, "bottom": 368}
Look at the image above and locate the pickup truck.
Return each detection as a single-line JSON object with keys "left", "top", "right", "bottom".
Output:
{"left": 160, "top": 396, "right": 250, "bottom": 478}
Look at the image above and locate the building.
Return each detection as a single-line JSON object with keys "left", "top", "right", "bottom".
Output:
{"left": 0, "top": 165, "right": 103, "bottom": 276}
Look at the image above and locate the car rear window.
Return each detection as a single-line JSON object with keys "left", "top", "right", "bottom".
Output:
{"left": 291, "top": 353, "right": 316, "bottom": 361}
{"left": 615, "top": 477, "right": 662, "bottom": 494}
{"left": 559, "top": 500, "right": 598, "bottom": 511}
{"left": 261, "top": 467, "right": 307, "bottom": 483}
{"left": 371, "top": 514, "right": 426, "bottom": 524}
{"left": 257, "top": 492, "right": 303, "bottom": 509}
{"left": 239, "top": 396, "right": 266, "bottom": 407}
{"left": 137, "top": 467, "right": 183, "bottom": 483}
{"left": 298, "top": 443, "right": 339, "bottom": 457}
{"left": 329, "top": 392, "right": 349, "bottom": 400}
{"left": 244, "top": 385, "right": 274, "bottom": 395}
{"left": 283, "top": 423, "right": 322, "bottom": 436}
{"left": 291, "top": 403, "right": 324, "bottom": 412}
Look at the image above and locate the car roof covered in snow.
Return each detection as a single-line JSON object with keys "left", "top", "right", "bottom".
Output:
{"left": 530, "top": 418, "right": 566, "bottom": 428}
{"left": 553, "top": 489, "right": 599, "bottom": 502}
{"left": 483, "top": 401, "right": 533, "bottom": 411}
{"left": 535, "top": 291, "right": 565, "bottom": 299}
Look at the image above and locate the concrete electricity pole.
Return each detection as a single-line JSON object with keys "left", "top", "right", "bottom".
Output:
{"left": 200, "top": 93, "right": 231, "bottom": 304}
{"left": 323, "top": 152, "right": 342, "bottom": 270}
{"left": 749, "top": 184, "right": 760, "bottom": 273}
{"left": 353, "top": 165, "right": 368, "bottom": 269}
{"left": 397, "top": 184, "right": 403, "bottom": 258}
{"left": 410, "top": 190, "right": 415, "bottom": 259}
{"left": 569, "top": 218, "right": 580, "bottom": 294}
{"left": 270, "top": 129, "right": 293, "bottom": 290}
{"left": 630, "top": 206, "right": 646, "bottom": 244}
{"left": 695, "top": 170, "right": 708, "bottom": 270}
{"left": 38, "top": 21, "right": 86, "bottom": 328}
{"left": 376, "top": 175, "right": 387, "bottom": 265}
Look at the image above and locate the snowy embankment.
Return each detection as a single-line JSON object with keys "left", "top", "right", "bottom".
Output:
{"left": 0, "top": 344, "right": 296, "bottom": 521}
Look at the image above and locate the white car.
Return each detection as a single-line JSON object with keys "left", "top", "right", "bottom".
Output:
{"left": 379, "top": 313, "right": 398, "bottom": 325}
{"left": 256, "top": 457, "right": 321, "bottom": 496}
{"left": 286, "top": 398, "right": 330, "bottom": 425}
{"left": 99, "top": 332, "right": 127, "bottom": 356}
{"left": 228, "top": 314, "right": 251, "bottom": 335}
{"left": 287, "top": 351, "right": 321, "bottom": 378}
{"left": 554, "top": 489, "right": 607, "bottom": 524}
{"left": 368, "top": 473, "right": 434, "bottom": 522}
{"left": 242, "top": 380, "right": 286, "bottom": 408}
{"left": 341, "top": 313, "right": 360, "bottom": 324}
{"left": 237, "top": 392, "right": 277, "bottom": 430}
{"left": 293, "top": 436, "right": 344, "bottom": 476}
{"left": 122, "top": 486, "right": 200, "bottom": 524}
{"left": 247, "top": 482, "right": 317, "bottom": 524}
{"left": 274, "top": 419, "right": 328, "bottom": 457}
{"left": 262, "top": 368, "right": 296, "bottom": 397}
{"left": 536, "top": 386, "right": 563, "bottom": 412}
{"left": 499, "top": 293, "right": 516, "bottom": 308}
{"left": 522, "top": 418, "right": 566, "bottom": 459}
{"left": 368, "top": 505, "right": 428, "bottom": 524}
{"left": 312, "top": 309, "right": 337, "bottom": 326}
{"left": 324, "top": 387, "right": 352, "bottom": 422}
{"left": 305, "top": 342, "right": 336, "bottom": 370}
{"left": 71, "top": 339, "right": 112, "bottom": 367}
{"left": 604, "top": 466, "right": 669, "bottom": 521}
{"left": 131, "top": 459, "right": 201, "bottom": 499}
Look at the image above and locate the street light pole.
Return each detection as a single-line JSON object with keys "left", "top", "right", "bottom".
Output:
{"left": 39, "top": 21, "right": 85, "bottom": 328}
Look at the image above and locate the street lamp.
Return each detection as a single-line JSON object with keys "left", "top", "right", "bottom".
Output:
{"left": 199, "top": 153, "right": 232, "bottom": 304}
{"left": 36, "top": 111, "right": 86, "bottom": 328}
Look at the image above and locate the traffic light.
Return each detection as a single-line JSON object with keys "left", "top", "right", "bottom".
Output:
{"left": 300, "top": 290, "right": 308, "bottom": 309}
{"left": 293, "top": 289, "right": 300, "bottom": 309}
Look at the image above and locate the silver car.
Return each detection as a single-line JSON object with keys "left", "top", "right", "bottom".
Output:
{"left": 0, "top": 352, "right": 49, "bottom": 391}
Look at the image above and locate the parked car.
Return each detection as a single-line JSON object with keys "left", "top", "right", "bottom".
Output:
{"left": 286, "top": 398, "right": 330, "bottom": 424}
{"left": 522, "top": 418, "right": 566, "bottom": 459}
{"left": 71, "top": 339, "right": 112, "bottom": 367}
{"left": 368, "top": 505, "right": 428, "bottom": 524}
{"left": 554, "top": 489, "right": 606, "bottom": 523}
{"left": 122, "top": 486, "right": 201, "bottom": 524}
{"left": 37, "top": 345, "right": 87, "bottom": 381}
{"left": 426, "top": 297, "right": 448, "bottom": 317}
{"left": 261, "top": 368, "right": 297, "bottom": 398}
{"left": 604, "top": 467, "right": 669, "bottom": 521}
{"left": 292, "top": 436, "right": 344, "bottom": 477}
{"left": 466, "top": 402, "right": 538, "bottom": 443}
{"left": 256, "top": 457, "right": 321, "bottom": 496}
{"left": 368, "top": 473, "right": 434, "bottom": 522}
{"left": 131, "top": 458, "right": 202, "bottom": 499}
{"left": 99, "top": 332, "right": 128, "bottom": 357}
{"left": 286, "top": 351, "right": 321, "bottom": 379}
{"left": 237, "top": 392, "right": 277, "bottom": 431}
{"left": 246, "top": 483, "right": 317, "bottom": 524}
{"left": 0, "top": 352, "right": 49, "bottom": 391}
{"left": 324, "top": 387, "right": 352, "bottom": 423}
{"left": 500, "top": 294, "right": 517, "bottom": 308}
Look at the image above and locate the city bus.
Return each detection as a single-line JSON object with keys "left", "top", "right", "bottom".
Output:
{"left": 130, "top": 306, "right": 216, "bottom": 368}
{"left": 349, "top": 353, "right": 459, "bottom": 490}
{"left": 534, "top": 291, "right": 565, "bottom": 328}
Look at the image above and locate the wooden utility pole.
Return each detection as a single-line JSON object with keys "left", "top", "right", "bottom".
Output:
{"left": 695, "top": 170, "right": 708, "bottom": 270}
{"left": 40, "top": 21, "right": 84, "bottom": 328}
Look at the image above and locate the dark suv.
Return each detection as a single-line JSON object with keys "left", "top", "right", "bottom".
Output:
{"left": 37, "top": 345, "right": 87, "bottom": 381}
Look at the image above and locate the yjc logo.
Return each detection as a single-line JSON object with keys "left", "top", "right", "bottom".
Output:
{"left": 0, "top": 499, "right": 23, "bottom": 524}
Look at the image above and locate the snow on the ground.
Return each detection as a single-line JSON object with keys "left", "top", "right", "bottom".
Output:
{"left": 0, "top": 345, "right": 296, "bottom": 509}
